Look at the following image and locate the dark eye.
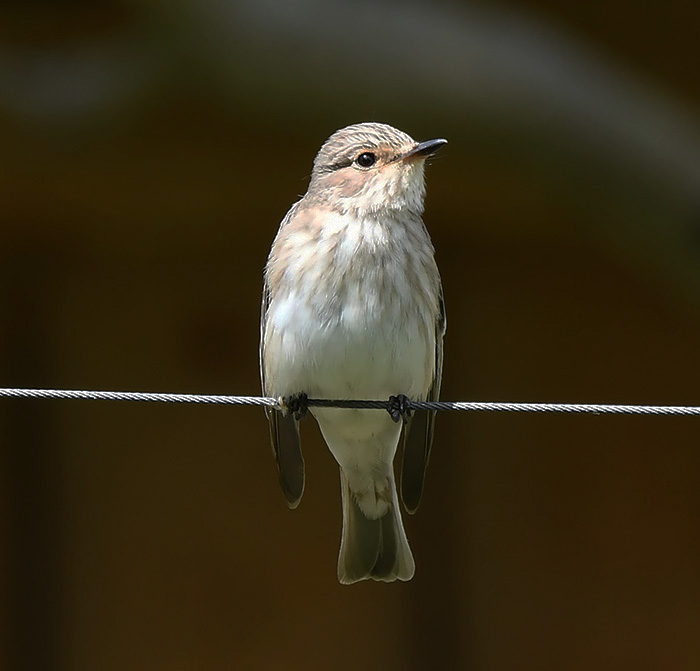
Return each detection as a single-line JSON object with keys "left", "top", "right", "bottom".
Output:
{"left": 355, "top": 152, "right": 376, "bottom": 168}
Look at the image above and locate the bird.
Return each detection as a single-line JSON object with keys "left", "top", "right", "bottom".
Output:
{"left": 260, "top": 122, "right": 446, "bottom": 583}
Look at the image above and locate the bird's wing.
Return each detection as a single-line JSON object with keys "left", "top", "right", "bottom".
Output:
{"left": 260, "top": 276, "right": 305, "bottom": 509}
{"left": 400, "top": 291, "right": 446, "bottom": 514}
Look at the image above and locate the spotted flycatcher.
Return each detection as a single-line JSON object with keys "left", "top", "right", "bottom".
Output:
{"left": 260, "top": 122, "right": 446, "bottom": 583}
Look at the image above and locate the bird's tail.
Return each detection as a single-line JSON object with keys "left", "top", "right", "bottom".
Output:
{"left": 337, "top": 469, "right": 415, "bottom": 584}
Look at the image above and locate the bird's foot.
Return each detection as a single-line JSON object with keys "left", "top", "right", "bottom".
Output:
{"left": 282, "top": 392, "right": 309, "bottom": 421}
{"left": 388, "top": 394, "right": 413, "bottom": 424}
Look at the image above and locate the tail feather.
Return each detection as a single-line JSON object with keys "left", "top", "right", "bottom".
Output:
{"left": 337, "top": 469, "right": 415, "bottom": 584}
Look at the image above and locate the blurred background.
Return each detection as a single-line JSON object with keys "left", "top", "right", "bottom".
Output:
{"left": 2, "top": 0, "right": 700, "bottom": 669}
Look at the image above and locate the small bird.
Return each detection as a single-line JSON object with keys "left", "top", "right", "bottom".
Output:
{"left": 260, "top": 122, "right": 446, "bottom": 584}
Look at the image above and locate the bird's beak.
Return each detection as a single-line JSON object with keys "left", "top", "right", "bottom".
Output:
{"left": 400, "top": 138, "right": 448, "bottom": 162}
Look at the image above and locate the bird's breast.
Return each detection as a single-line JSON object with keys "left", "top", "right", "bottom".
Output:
{"left": 264, "top": 210, "right": 439, "bottom": 400}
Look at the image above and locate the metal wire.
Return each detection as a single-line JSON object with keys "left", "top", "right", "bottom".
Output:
{"left": 0, "top": 387, "right": 277, "bottom": 407}
{"left": 0, "top": 387, "right": 698, "bottom": 416}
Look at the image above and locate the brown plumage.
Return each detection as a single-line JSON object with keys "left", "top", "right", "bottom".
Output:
{"left": 260, "top": 122, "right": 447, "bottom": 583}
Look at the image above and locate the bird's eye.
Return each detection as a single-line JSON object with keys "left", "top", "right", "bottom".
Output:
{"left": 355, "top": 152, "right": 376, "bottom": 168}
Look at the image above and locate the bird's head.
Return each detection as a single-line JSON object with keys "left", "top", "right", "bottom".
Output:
{"left": 307, "top": 122, "right": 447, "bottom": 216}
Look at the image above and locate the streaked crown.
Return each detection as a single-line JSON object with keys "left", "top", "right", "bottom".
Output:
{"left": 312, "top": 123, "right": 416, "bottom": 176}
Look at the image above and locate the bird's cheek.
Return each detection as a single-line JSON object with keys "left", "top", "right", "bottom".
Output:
{"left": 322, "top": 171, "right": 367, "bottom": 199}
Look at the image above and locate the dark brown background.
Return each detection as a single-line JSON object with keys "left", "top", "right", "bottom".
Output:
{"left": 1, "top": 1, "right": 700, "bottom": 669}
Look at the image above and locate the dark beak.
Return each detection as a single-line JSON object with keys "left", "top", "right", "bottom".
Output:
{"left": 401, "top": 138, "right": 448, "bottom": 161}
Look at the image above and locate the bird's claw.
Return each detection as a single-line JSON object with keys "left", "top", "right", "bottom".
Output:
{"left": 282, "top": 392, "right": 309, "bottom": 421}
{"left": 388, "top": 394, "right": 413, "bottom": 424}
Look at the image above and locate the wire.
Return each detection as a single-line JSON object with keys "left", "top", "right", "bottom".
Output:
{"left": 0, "top": 387, "right": 275, "bottom": 407}
{"left": 0, "top": 387, "right": 698, "bottom": 416}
